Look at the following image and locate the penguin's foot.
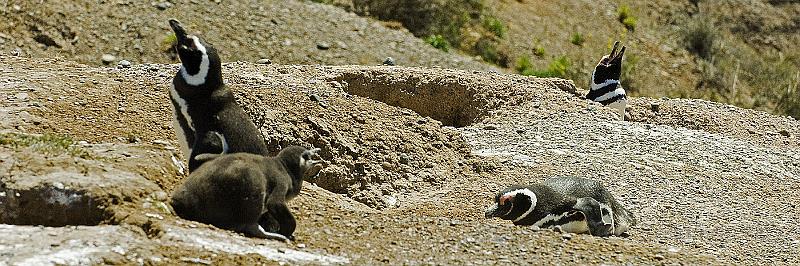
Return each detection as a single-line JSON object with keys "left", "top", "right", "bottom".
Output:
{"left": 240, "top": 224, "right": 290, "bottom": 242}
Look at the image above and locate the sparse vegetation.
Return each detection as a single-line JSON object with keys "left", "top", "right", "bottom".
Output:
{"left": 425, "top": 35, "right": 450, "bottom": 52}
{"left": 519, "top": 56, "right": 571, "bottom": 78}
{"left": 681, "top": 15, "right": 718, "bottom": 60}
{"left": 570, "top": 32, "right": 585, "bottom": 46}
{"left": 473, "top": 38, "right": 508, "bottom": 66}
{"left": 617, "top": 5, "right": 637, "bottom": 31}
{"left": 483, "top": 16, "right": 507, "bottom": 39}
{"left": 620, "top": 53, "right": 639, "bottom": 93}
{"left": 0, "top": 133, "right": 91, "bottom": 158}
{"left": 515, "top": 55, "right": 533, "bottom": 75}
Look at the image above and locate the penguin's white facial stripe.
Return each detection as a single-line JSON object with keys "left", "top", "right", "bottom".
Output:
{"left": 212, "top": 131, "right": 229, "bottom": 154}
{"left": 170, "top": 82, "right": 194, "bottom": 157}
{"left": 499, "top": 188, "right": 537, "bottom": 223}
{"left": 179, "top": 36, "right": 210, "bottom": 86}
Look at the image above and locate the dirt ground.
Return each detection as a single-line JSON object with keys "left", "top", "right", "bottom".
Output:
{"left": 2, "top": 53, "right": 799, "bottom": 264}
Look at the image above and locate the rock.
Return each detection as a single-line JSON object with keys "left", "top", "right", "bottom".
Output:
{"left": 483, "top": 125, "right": 497, "bottom": 130}
{"left": 779, "top": 129, "right": 790, "bottom": 137}
{"left": 256, "top": 58, "right": 272, "bottom": 64}
{"left": 651, "top": 102, "right": 661, "bottom": 113}
{"left": 15, "top": 92, "right": 29, "bottom": 101}
{"left": 154, "top": 1, "right": 172, "bottom": 10}
{"left": 316, "top": 42, "right": 330, "bottom": 50}
{"left": 654, "top": 254, "right": 665, "bottom": 260}
{"left": 101, "top": 54, "right": 116, "bottom": 65}
{"left": 383, "top": 57, "right": 396, "bottom": 66}
{"left": 117, "top": 60, "right": 131, "bottom": 68}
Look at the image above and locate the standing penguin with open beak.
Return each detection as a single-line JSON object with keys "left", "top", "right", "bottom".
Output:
{"left": 167, "top": 19, "right": 269, "bottom": 172}
{"left": 587, "top": 41, "right": 628, "bottom": 120}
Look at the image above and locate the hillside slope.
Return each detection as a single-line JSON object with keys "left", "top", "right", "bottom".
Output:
{"left": 0, "top": 0, "right": 493, "bottom": 70}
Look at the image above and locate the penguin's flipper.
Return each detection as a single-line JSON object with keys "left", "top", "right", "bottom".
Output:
{"left": 574, "top": 197, "right": 614, "bottom": 236}
{"left": 193, "top": 153, "right": 222, "bottom": 163}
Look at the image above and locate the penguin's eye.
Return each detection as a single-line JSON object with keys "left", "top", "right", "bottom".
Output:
{"left": 499, "top": 195, "right": 513, "bottom": 205}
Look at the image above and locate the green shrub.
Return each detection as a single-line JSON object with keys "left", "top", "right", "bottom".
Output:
{"left": 533, "top": 45, "right": 545, "bottom": 57}
{"left": 622, "top": 17, "right": 637, "bottom": 31}
{"left": 473, "top": 37, "right": 508, "bottom": 66}
{"left": 778, "top": 72, "right": 800, "bottom": 118}
{"left": 483, "top": 16, "right": 507, "bottom": 39}
{"left": 681, "top": 15, "right": 718, "bottom": 60}
{"left": 570, "top": 32, "right": 585, "bottom": 46}
{"left": 519, "top": 56, "right": 571, "bottom": 78}
{"left": 352, "top": 0, "right": 485, "bottom": 47}
{"left": 617, "top": 5, "right": 636, "bottom": 31}
{"left": 515, "top": 55, "right": 533, "bottom": 74}
{"left": 425, "top": 34, "right": 450, "bottom": 52}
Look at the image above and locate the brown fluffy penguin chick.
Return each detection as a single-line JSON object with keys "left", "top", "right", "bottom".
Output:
{"left": 170, "top": 146, "right": 323, "bottom": 241}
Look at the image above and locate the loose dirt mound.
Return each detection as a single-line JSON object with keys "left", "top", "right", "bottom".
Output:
{"left": 3, "top": 54, "right": 799, "bottom": 264}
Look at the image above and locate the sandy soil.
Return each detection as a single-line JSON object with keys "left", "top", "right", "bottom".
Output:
{"left": 2, "top": 53, "right": 799, "bottom": 264}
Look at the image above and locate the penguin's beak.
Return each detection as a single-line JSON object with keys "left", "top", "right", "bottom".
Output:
{"left": 485, "top": 203, "right": 509, "bottom": 219}
{"left": 302, "top": 148, "right": 326, "bottom": 180}
{"left": 168, "top": 19, "right": 188, "bottom": 43}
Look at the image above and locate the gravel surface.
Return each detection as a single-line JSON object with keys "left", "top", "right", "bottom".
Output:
{"left": 3, "top": 54, "right": 799, "bottom": 264}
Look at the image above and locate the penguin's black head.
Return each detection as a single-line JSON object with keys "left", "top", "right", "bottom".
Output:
{"left": 168, "top": 19, "right": 222, "bottom": 87}
{"left": 278, "top": 146, "right": 325, "bottom": 182}
{"left": 485, "top": 187, "right": 538, "bottom": 221}
{"left": 592, "top": 41, "right": 626, "bottom": 85}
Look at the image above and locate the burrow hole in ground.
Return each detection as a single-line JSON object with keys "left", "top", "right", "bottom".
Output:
{"left": 0, "top": 186, "right": 108, "bottom": 226}
{"left": 328, "top": 70, "right": 487, "bottom": 128}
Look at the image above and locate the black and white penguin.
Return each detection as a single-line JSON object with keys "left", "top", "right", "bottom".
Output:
{"left": 587, "top": 41, "right": 627, "bottom": 120}
{"left": 485, "top": 176, "right": 636, "bottom": 236}
{"left": 167, "top": 19, "right": 269, "bottom": 171}
{"left": 170, "top": 146, "right": 324, "bottom": 241}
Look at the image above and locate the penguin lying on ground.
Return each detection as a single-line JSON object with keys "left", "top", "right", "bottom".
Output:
{"left": 485, "top": 176, "right": 636, "bottom": 236}
{"left": 171, "top": 146, "right": 324, "bottom": 241}
{"left": 167, "top": 19, "right": 269, "bottom": 172}
{"left": 587, "top": 41, "right": 627, "bottom": 120}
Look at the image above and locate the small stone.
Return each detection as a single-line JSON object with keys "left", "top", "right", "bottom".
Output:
{"left": 309, "top": 94, "right": 322, "bottom": 102}
{"left": 256, "top": 58, "right": 272, "bottom": 64}
{"left": 15, "top": 92, "right": 29, "bottom": 101}
{"left": 779, "top": 129, "right": 790, "bottom": 137}
{"left": 118, "top": 107, "right": 126, "bottom": 112}
{"left": 483, "top": 125, "right": 497, "bottom": 130}
{"left": 654, "top": 254, "right": 665, "bottom": 260}
{"left": 101, "top": 54, "right": 116, "bottom": 64}
{"left": 383, "top": 57, "right": 396, "bottom": 66}
{"left": 117, "top": 60, "right": 131, "bottom": 68}
{"left": 561, "top": 233, "right": 573, "bottom": 240}
{"left": 52, "top": 182, "right": 65, "bottom": 190}
{"left": 316, "top": 42, "right": 330, "bottom": 50}
{"left": 296, "top": 243, "right": 306, "bottom": 248}
{"left": 152, "top": 140, "right": 170, "bottom": 145}
{"left": 155, "top": 1, "right": 172, "bottom": 10}
{"left": 651, "top": 102, "right": 661, "bottom": 112}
